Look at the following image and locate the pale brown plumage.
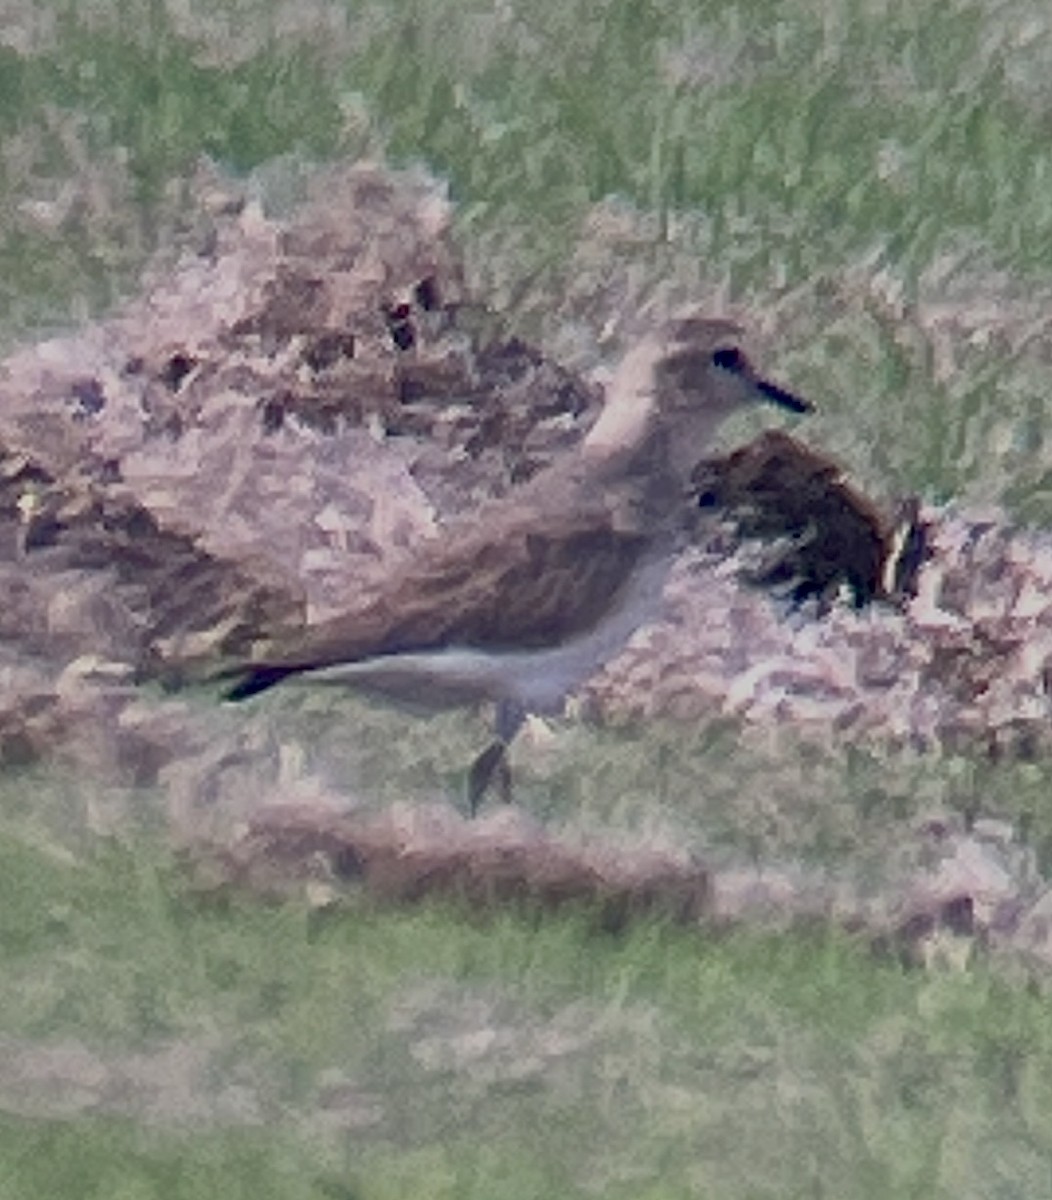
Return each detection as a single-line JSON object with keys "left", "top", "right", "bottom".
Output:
{"left": 226, "top": 478, "right": 653, "bottom": 688}
{"left": 221, "top": 315, "right": 812, "bottom": 810}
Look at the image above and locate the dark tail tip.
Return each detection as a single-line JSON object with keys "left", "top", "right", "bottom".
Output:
{"left": 222, "top": 664, "right": 297, "bottom": 702}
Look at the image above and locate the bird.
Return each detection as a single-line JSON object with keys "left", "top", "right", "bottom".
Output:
{"left": 219, "top": 315, "right": 813, "bottom": 813}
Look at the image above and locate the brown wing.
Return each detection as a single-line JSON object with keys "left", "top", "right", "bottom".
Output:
{"left": 374, "top": 517, "right": 652, "bottom": 652}
{"left": 223, "top": 483, "right": 653, "bottom": 699}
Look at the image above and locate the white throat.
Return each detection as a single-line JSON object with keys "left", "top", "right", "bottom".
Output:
{"left": 583, "top": 339, "right": 661, "bottom": 461}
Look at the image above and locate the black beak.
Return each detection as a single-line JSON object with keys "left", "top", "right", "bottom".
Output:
{"left": 712, "top": 345, "right": 814, "bottom": 414}
{"left": 756, "top": 377, "right": 813, "bottom": 414}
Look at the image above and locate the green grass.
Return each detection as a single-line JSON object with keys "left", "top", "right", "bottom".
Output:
{"left": 1, "top": 821, "right": 1052, "bottom": 1197}
{"left": 0, "top": 1117, "right": 339, "bottom": 1200}
{"left": 3, "top": 0, "right": 1052, "bottom": 1192}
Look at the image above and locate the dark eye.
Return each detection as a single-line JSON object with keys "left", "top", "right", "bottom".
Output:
{"left": 712, "top": 346, "right": 745, "bottom": 372}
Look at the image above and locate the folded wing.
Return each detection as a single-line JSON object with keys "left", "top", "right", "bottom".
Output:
{"left": 221, "top": 491, "right": 653, "bottom": 700}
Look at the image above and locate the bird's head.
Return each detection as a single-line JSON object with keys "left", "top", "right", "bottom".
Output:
{"left": 585, "top": 315, "right": 812, "bottom": 475}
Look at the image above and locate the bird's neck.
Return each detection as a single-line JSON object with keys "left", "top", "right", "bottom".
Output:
{"left": 582, "top": 417, "right": 687, "bottom": 528}
{"left": 582, "top": 377, "right": 656, "bottom": 457}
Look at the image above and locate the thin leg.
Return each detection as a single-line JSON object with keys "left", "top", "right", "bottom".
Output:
{"left": 467, "top": 739, "right": 506, "bottom": 817}
{"left": 494, "top": 750, "right": 513, "bottom": 805}
{"left": 466, "top": 700, "right": 525, "bottom": 817}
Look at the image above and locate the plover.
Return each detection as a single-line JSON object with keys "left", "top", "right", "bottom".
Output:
{"left": 220, "top": 315, "right": 812, "bottom": 812}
